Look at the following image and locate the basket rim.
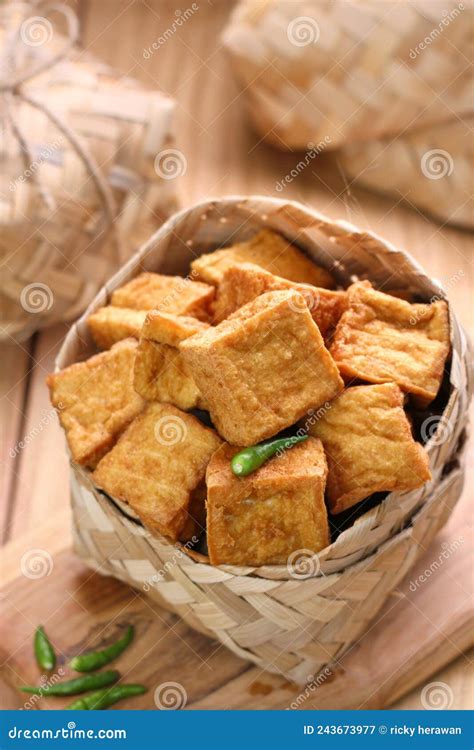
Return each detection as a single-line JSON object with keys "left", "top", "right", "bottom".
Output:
{"left": 60, "top": 194, "right": 471, "bottom": 579}
{"left": 72, "top": 453, "right": 466, "bottom": 582}
{"left": 57, "top": 194, "right": 454, "bottom": 341}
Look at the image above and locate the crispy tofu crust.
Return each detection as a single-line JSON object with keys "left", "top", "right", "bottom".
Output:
{"left": 191, "top": 229, "right": 335, "bottom": 289}
{"left": 141, "top": 311, "right": 209, "bottom": 346}
{"left": 87, "top": 307, "right": 148, "bottom": 349}
{"left": 134, "top": 312, "right": 208, "bottom": 409}
{"left": 47, "top": 339, "right": 144, "bottom": 468}
{"left": 111, "top": 272, "right": 215, "bottom": 321}
{"left": 181, "top": 290, "right": 344, "bottom": 445}
{"left": 330, "top": 281, "right": 450, "bottom": 405}
{"left": 213, "top": 262, "right": 346, "bottom": 339}
{"left": 309, "top": 383, "right": 431, "bottom": 514}
{"left": 93, "top": 403, "right": 222, "bottom": 541}
{"left": 134, "top": 340, "right": 204, "bottom": 409}
{"left": 206, "top": 438, "right": 329, "bottom": 565}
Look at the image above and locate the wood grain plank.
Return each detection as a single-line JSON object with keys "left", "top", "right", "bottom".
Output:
{"left": 392, "top": 648, "right": 474, "bottom": 710}
{"left": 0, "top": 339, "right": 33, "bottom": 544}
{"left": 7, "top": 325, "right": 71, "bottom": 541}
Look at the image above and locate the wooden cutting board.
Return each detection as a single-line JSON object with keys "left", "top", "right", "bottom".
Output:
{"left": 1, "top": 490, "right": 472, "bottom": 711}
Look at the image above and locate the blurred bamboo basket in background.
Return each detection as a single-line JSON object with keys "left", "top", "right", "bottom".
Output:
{"left": 222, "top": 0, "right": 474, "bottom": 229}
{"left": 0, "top": 1, "right": 177, "bottom": 341}
{"left": 339, "top": 116, "right": 473, "bottom": 229}
{"left": 57, "top": 196, "right": 471, "bottom": 684}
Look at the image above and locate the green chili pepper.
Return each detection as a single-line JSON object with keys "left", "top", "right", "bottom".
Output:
{"left": 69, "top": 625, "right": 134, "bottom": 673}
{"left": 20, "top": 670, "right": 120, "bottom": 696}
{"left": 34, "top": 626, "right": 56, "bottom": 672}
{"left": 67, "top": 684, "right": 147, "bottom": 710}
{"left": 231, "top": 434, "right": 309, "bottom": 477}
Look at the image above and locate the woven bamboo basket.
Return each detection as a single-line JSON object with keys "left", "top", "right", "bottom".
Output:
{"left": 56, "top": 196, "right": 471, "bottom": 684}
{"left": 223, "top": 0, "right": 471, "bottom": 149}
{"left": 0, "top": 1, "right": 177, "bottom": 341}
{"left": 222, "top": 0, "right": 474, "bottom": 228}
{"left": 337, "top": 115, "right": 474, "bottom": 231}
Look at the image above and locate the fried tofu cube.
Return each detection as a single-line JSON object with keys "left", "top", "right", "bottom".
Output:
{"left": 133, "top": 312, "right": 208, "bottom": 409}
{"left": 180, "top": 290, "right": 344, "bottom": 445}
{"left": 309, "top": 383, "right": 431, "bottom": 514}
{"left": 93, "top": 403, "right": 222, "bottom": 541}
{"left": 111, "top": 272, "right": 215, "bottom": 321}
{"left": 330, "top": 281, "right": 450, "bottom": 405}
{"left": 47, "top": 339, "right": 144, "bottom": 468}
{"left": 206, "top": 438, "right": 329, "bottom": 565}
{"left": 87, "top": 307, "right": 148, "bottom": 349}
{"left": 213, "top": 262, "right": 346, "bottom": 339}
{"left": 191, "top": 229, "right": 335, "bottom": 289}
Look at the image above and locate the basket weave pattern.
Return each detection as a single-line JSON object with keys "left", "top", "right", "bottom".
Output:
{"left": 338, "top": 116, "right": 474, "bottom": 230}
{"left": 72, "top": 466, "right": 463, "bottom": 683}
{"left": 0, "top": 2, "right": 176, "bottom": 340}
{"left": 222, "top": 0, "right": 473, "bottom": 228}
{"left": 58, "top": 197, "right": 471, "bottom": 683}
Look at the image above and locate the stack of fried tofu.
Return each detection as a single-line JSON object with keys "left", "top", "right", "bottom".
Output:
{"left": 48, "top": 230, "right": 450, "bottom": 566}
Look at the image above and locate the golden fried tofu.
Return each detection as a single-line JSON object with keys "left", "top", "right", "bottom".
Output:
{"left": 93, "top": 403, "right": 222, "bottom": 541}
{"left": 111, "top": 272, "right": 215, "bottom": 321}
{"left": 134, "top": 312, "right": 208, "bottom": 409}
{"left": 141, "top": 311, "right": 209, "bottom": 345}
{"left": 330, "top": 281, "right": 450, "bottom": 406}
{"left": 87, "top": 307, "right": 148, "bottom": 349}
{"left": 309, "top": 383, "right": 431, "bottom": 514}
{"left": 47, "top": 339, "right": 144, "bottom": 468}
{"left": 206, "top": 438, "right": 329, "bottom": 565}
{"left": 191, "top": 229, "right": 335, "bottom": 289}
{"left": 213, "top": 262, "right": 346, "bottom": 339}
{"left": 181, "top": 290, "right": 344, "bottom": 445}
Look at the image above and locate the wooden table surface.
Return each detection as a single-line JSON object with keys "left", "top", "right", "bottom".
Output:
{"left": 1, "top": 0, "right": 473, "bottom": 710}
